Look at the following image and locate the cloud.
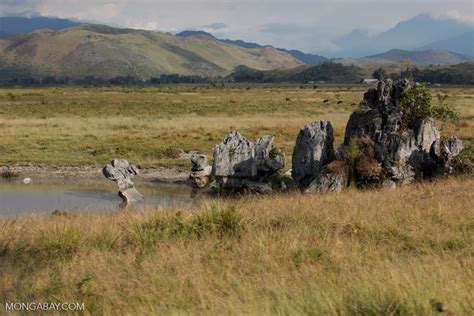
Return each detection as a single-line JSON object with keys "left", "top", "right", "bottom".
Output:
{"left": 1, "top": 0, "right": 473, "bottom": 55}
{"left": 204, "top": 22, "right": 226, "bottom": 30}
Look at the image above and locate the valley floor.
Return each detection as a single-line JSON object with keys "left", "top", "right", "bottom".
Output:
{"left": 0, "top": 84, "right": 471, "bottom": 169}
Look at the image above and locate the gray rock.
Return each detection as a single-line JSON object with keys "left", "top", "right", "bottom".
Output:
{"left": 212, "top": 131, "right": 257, "bottom": 177}
{"left": 189, "top": 165, "right": 212, "bottom": 188}
{"left": 304, "top": 162, "right": 348, "bottom": 193}
{"left": 431, "top": 136, "right": 464, "bottom": 163}
{"left": 343, "top": 79, "right": 462, "bottom": 186}
{"left": 119, "top": 187, "right": 143, "bottom": 204}
{"left": 103, "top": 159, "right": 139, "bottom": 190}
{"left": 292, "top": 120, "right": 335, "bottom": 189}
{"left": 255, "top": 135, "right": 285, "bottom": 173}
{"left": 103, "top": 159, "right": 142, "bottom": 204}
{"left": 246, "top": 181, "right": 273, "bottom": 194}
{"left": 190, "top": 153, "right": 209, "bottom": 171}
{"left": 382, "top": 179, "right": 397, "bottom": 189}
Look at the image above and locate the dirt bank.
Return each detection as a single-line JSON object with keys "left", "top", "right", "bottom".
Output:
{"left": 0, "top": 163, "right": 189, "bottom": 185}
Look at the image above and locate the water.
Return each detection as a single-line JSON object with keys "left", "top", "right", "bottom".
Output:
{"left": 0, "top": 182, "right": 194, "bottom": 217}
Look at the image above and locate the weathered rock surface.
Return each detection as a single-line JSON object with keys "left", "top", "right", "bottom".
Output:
{"left": 191, "top": 153, "right": 208, "bottom": 171}
{"left": 189, "top": 153, "right": 212, "bottom": 188}
{"left": 212, "top": 131, "right": 257, "bottom": 178}
{"left": 304, "top": 161, "right": 348, "bottom": 194}
{"left": 343, "top": 79, "right": 462, "bottom": 185}
{"left": 292, "top": 120, "right": 335, "bottom": 189}
{"left": 256, "top": 135, "right": 286, "bottom": 173}
{"left": 102, "top": 159, "right": 142, "bottom": 204}
{"left": 191, "top": 132, "right": 286, "bottom": 194}
{"left": 103, "top": 159, "right": 139, "bottom": 190}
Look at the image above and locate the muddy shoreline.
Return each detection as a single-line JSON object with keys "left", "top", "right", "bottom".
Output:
{"left": 0, "top": 164, "right": 190, "bottom": 185}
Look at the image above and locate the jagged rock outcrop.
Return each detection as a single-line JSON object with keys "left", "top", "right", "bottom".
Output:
{"left": 256, "top": 135, "right": 286, "bottom": 173}
{"left": 103, "top": 159, "right": 143, "bottom": 205}
{"left": 212, "top": 131, "right": 257, "bottom": 178}
{"left": 189, "top": 153, "right": 212, "bottom": 188}
{"left": 292, "top": 120, "right": 335, "bottom": 189}
{"left": 191, "top": 131, "right": 286, "bottom": 194}
{"left": 190, "top": 79, "right": 463, "bottom": 196}
{"left": 291, "top": 78, "right": 463, "bottom": 192}
{"left": 304, "top": 161, "right": 348, "bottom": 193}
{"left": 343, "top": 79, "right": 462, "bottom": 185}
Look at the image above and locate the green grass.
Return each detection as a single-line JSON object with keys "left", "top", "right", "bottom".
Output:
{"left": 0, "top": 85, "right": 472, "bottom": 168}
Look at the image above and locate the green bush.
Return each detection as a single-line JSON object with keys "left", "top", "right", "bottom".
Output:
{"left": 399, "top": 85, "right": 460, "bottom": 127}
{"left": 432, "top": 105, "right": 460, "bottom": 122}
{"left": 399, "top": 85, "right": 432, "bottom": 128}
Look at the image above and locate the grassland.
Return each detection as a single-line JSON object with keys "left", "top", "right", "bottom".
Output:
{"left": 0, "top": 178, "right": 472, "bottom": 314}
{"left": 0, "top": 85, "right": 472, "bottom": 169}
{"left": 0, "top": 84, "right": 473, "bottom": 314}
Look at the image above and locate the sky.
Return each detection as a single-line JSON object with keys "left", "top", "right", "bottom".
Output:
{"left": 1, "top": 0, "right": 473, "bottom": 55}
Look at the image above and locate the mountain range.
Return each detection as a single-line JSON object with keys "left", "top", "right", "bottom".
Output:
{"left": 0, "top": 16, "right": 81, "bottom": 38}
{"left": 0, "top": 24, "right": 302, "bottom": 80}
{"left": 338, "top": 49, "right": 471, "bottom": 66}
{"left": 332, "top": 14, "right": 474, "bottom": 58}
{"left": 0, "top": 15, "right": 472, "bottom": 81}
{"left": 176, "top": 30, "right": 328, "bottom": 65}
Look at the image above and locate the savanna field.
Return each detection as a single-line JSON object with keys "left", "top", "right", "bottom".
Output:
{"left": 0, "top": 85, "right": 473, "bottom": 314}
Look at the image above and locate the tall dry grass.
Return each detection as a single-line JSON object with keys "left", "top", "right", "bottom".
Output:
{"left": 1, "top": 178, "right": 472, "bottom": 314}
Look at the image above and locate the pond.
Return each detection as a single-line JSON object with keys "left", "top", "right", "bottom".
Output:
{"left": 0, "top": 182, "right": 194, "bottom": 217}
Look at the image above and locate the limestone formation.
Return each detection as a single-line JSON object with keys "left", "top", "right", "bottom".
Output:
{"left": 343, "top": 79, "right": 463, "bottom": 185}
{"left": 255, "top": 135, "right": 285, "bottom": 174}
{"left": 191, "top": 79, "right": 463, "bottom": 196}
{"left": 189, "top": 153, "right": 212, "bottom": 188}
{"left": 191, "top": 131, "right": 286, "bottom": 194}
{"left": 291, "top": 120, "right": 335, "bottom": 189}
{"left": 212, "top": 131, "right": 257, "bottom": 178}
{"left": 304, "top": 161, "right": 348, "bottom": 194}
{"left": 102, "top": 159, "right": 142, "bottom": 205}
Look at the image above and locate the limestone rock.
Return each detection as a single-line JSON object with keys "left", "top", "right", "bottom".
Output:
{"left": 189, "top": 153, "right": 212, "bottom": 188}
{"left": 190, "top": 153, "right": 209, "bottom": 171}
{"left": 189, "top": 165, "right": 212, "bottom": 188}
{"left": 246, "top": 181, "right": 273, "bottom": 194}
{"left": 304, "top": 161, "right": 348, "bottom": 193}
{"left": 292, "top": 120, "right": 335, "bottom": 189}
{"left": 212, "top": 131, "right": 257, "bottom": 177}
{"left": 103, "top": 159, "right": 139, "bottom": 190}
{"left": 102, "top": 159, "right": 142, "bottom": 205}
{"left": 119, "top": 187, "right": 143, "bottom": 204}
{"left": 342, "top": 79, "right": 461, "bottom": 186}
{"left": 255, "top": 135, "right": 285, "bottom": 173}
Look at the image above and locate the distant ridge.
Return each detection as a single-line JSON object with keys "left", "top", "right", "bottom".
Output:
{"left": 332, "top": 14, "right": 474, "bottom": 58}
{"left": 177, "top": 30, "right": 328, "bottom": 64}
{"left": 0, "top": 24, "right": 303, "bottom": 80}
{"left": 417, "top": 32, "right": 474, "bottom": 58}
{"left": 0, "top": 16, "right": 81, "bottom": 38}
{"left": 339, "top": 49, "right": 472, "bottom": 66}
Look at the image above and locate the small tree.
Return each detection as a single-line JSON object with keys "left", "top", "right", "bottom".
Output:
{"left": 399, "top": 85, "right": 459, "bottom": 128}
{"left": 399, "top": 84, "right": 432, "bottom": 128}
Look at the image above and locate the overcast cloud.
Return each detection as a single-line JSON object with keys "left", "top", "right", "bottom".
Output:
{"left": 1, "top": 0, "right": 472, "bottom": 55}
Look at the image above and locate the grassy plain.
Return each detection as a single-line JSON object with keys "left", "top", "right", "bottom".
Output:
{"left": 0, "top": 85, "right": 473, "bottom": 314}
{"left": 0, "top": 84, "right": 472, "bottom": 169}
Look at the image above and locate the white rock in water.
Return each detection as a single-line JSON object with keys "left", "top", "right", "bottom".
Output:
{"left": 23, "top": 177, "right": 32, "bottom": 184}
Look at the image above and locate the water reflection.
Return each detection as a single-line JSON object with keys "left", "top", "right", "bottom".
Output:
{"left": 0, "top": 182, "right": 194, "bottom": 217}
